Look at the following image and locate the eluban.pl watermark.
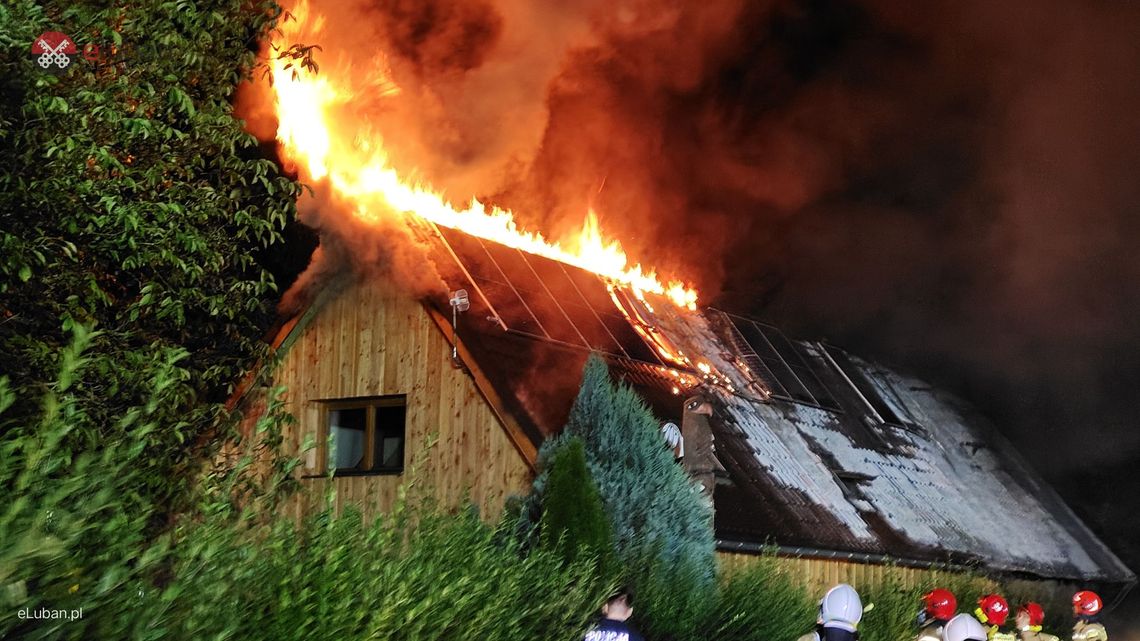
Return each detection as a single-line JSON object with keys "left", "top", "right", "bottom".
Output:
{"left": 18, "top": 607, "right": 83, "bottom": 621}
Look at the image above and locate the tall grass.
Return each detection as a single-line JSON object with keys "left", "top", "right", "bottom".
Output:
{"left": 0, "top": 331, "right": 607, "bottom": 641}
{"left": 157, "top": 506, "right": 605, "bottom": 641}
{"left": 707, "top": 553, "right": 817, "bottom": 641}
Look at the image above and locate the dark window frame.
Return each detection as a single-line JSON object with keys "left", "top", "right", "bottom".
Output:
{"left": 314, "top": 395, "right": 407, "bottom": 477}
{"left": 821, "top": 346, "right": 920, "bottom": 429}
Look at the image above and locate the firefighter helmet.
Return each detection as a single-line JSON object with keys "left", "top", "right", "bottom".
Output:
{"left": 946, "top": 613, "right": 989, "bottom": 641}
{"left": 976, "top": 594, "right": 1010, "bottom": 626}
{"left": 1072, "top": 591, "right": 1103, "bottom": 617}
{"left": 820, "top": 583, "right": 863, "bottom": 631}
{"left": 1018, "top": 603, "right": 1045, "bottom": 627}
{"left": 923, "top": 588, "right": 958, "bottom": 622}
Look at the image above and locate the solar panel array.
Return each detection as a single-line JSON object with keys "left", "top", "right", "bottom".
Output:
{"left": 823, "top": 346, "right": 918, "bottom": 426}
{"left": 723, "top": 314, "right": 841, "bottom": 411}
{"left": 435, "top": 226, "right": 665, "bottom": 365}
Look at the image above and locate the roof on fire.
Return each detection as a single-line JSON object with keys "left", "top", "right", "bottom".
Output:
{"left": 289, "top": 220, "right": 1135, "bottom": 583}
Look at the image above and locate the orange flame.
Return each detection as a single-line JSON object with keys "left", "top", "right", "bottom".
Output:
{"left": 269, "top": 0, "right": 697, "bottom": 309}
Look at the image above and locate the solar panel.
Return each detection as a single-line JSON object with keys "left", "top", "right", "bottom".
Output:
{"left": 823, "top": 346, "right": 918, "bottom": 426}
{"left": 723, "top": 314, "right": 841, "bottom": 411}
{"left": 434, "top": 225, "right": 665, "bottom": 366}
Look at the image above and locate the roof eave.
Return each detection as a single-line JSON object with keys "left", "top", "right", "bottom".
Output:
{"left": 716, "top": 539, "right": 1137, "bottom": 584}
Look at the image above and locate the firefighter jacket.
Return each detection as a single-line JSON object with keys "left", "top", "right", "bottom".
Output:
{"left": 1018, "top": 626, "right": 1059, "bottom": 641}
{"left": 987, "top": 625, "right": 1017, "bottom": 641}
{"left": 799, "top": 625, "right": 858, "bottom": 641}
{"left": 1072, "top": 621, "right": 1107, "bottom": 641}
{"left": 915, "top": 622, "right": 946, "bottom": 641}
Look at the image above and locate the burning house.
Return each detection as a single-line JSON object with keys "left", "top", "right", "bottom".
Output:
{"left": 240, "top": 0, "right": 1134, "bottom": 601}
{"left": 244, "top": 218, "right": 1133, "bottom": 596}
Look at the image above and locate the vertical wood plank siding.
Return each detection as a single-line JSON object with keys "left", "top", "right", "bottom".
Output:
{"left": 717, "top": 551, "right": 1010, "bottom": 594}
{"left": 268, "top": 280, "right": 533, "bottom": 520}
{"left": 234, "top": 280, "right": 1072, "bottom": 600}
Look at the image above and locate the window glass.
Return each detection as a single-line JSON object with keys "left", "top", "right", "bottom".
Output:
{"left": 328, "top": 407, "right": 367, "bottom": 471}
{"left": 374, "top": 404, "right": 407, "bottom": 471}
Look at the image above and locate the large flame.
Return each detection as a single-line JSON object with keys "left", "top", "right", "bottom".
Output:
{"left": 269, "top": 0, "right": 697, "bottom": 309}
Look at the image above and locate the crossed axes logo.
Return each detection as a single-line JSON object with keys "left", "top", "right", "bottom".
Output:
{"left": 31, "top": 31, "right": 125, "bottom": 73}
{"left": 31, "top": 31, "right": 78, "bottom": 71}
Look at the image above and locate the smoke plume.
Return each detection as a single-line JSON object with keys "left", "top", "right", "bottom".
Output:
{"left": 249, "top": 0, "right": 1140, "bottom": 483}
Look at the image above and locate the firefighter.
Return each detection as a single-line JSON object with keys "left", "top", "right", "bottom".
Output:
{"left": 975, "top": 594, "right": 1016, "bottom": 641}
{"left": 1016, "top": 603, "right": 1059, "bottom": 641}
{"left": 798, "top": 584, "right": 864, "bottom": 641}
{"left": 916, "top": 588, "right": 958, "bottom": 641}
{"left": 1071, "top": 591, "right": 1108, "bottom": 641}
{"left": 945, "top": 613, "right": 991, "bottom": 641}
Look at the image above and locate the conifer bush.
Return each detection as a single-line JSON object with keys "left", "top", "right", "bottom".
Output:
{"left": 545, "top": 356, "right": 715, "bottom": 573}
{"left": 523, "top": 354, "right": 717, "bottom": 640}
{"left": 540, "top": 437, "right": 614, "bottom": 574}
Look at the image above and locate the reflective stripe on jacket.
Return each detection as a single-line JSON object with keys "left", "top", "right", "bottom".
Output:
{"left": 1073, "top": 621, "right": 1107, "bottom": 641}
{"left": 916, "top": 622, "right": 944, "bottom": 641}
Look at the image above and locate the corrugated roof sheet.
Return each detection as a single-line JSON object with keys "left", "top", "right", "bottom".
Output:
{"left": 423, "top": 224, "right": 1133, "bottom": 583}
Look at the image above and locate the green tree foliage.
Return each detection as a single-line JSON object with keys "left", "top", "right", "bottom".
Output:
{"left": 524, "top": 354, "right": 717, "bottom": 639}
{"left": 540, "top": 437, "right": 613, "bottom": 573}
{"left": 0, "top": 333, "right": 607, "bottom": 640}
{"left": 553, "top": 355, "right": 715, "bottom": 575}
{"left": 631, "top": 549, "right": 718, "bottom": 641}
{"left": 709, "top": 554, "right": 817, "bottom": 641}
{"left": 0, "top": 0, "right": 301, "bottom": 514}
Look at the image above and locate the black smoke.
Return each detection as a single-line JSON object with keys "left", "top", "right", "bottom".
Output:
{"left": 486, "top": 0, "right": 1140, "bottom": 588}
{"left": 263, "top": 0, "right": 1140, "bottom": 588}
{"left": 492, "top": 0, "right": 1140, "bottom": 482}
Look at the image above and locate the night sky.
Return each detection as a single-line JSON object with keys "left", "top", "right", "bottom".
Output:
{"left": 265, "top": 0, "right": 1140, "bottom": 592}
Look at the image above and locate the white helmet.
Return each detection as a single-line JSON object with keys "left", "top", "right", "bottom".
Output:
{"left": 820, "top": 583, "right": 863, "bottom": 631}
{"left": 944, "top": 613, "right": 988, "bottom": 641}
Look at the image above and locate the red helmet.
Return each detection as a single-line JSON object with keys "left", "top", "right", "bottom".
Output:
{"left": 923, "top": 588, "right": 958, "bottom": 621}
{"left": 977, "top": 594, "right": 1010, "bottom": 626}
{"left": 1019, "top": 603, "right": 1045, "bottom": 627}
{"left": 1072, "top": 591, "right": 1103, "bottom": 617}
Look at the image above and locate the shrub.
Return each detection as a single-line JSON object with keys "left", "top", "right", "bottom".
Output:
{"left": 521, "top": 355, "right": 716, "bottom": 639}
{"left": 544, "top": 355, "right": 715, "bottom": 574}
{"left": 630, "top": 550, "right": 719, "bottom": 641}
{"left": 162, "top": 506, "right": 605, "bottom": 641}
{"left": 0, "top": 331, "right": 608, "bottom": 641}
{"left": 709, "top": 554, "right": 817, "bottom": 641}
{"left": 541, "top": 437, "right": 614, "bottom": 575}
{"left": 0, "top": 328, "right": 182, "bottom": 640}
{"left": 860, "top": 573, "right": 922, "bottom": 641}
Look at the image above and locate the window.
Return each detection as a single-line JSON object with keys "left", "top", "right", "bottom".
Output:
{"left": 822, "top": 346, "right": 917, "bottom": 427}
{"left": 320, "top": 396, "right": 406, "bottom": 475}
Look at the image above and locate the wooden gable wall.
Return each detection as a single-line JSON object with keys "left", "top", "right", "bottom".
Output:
{"left": 269, "top": 279, "right": 533, "bottom": 520}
